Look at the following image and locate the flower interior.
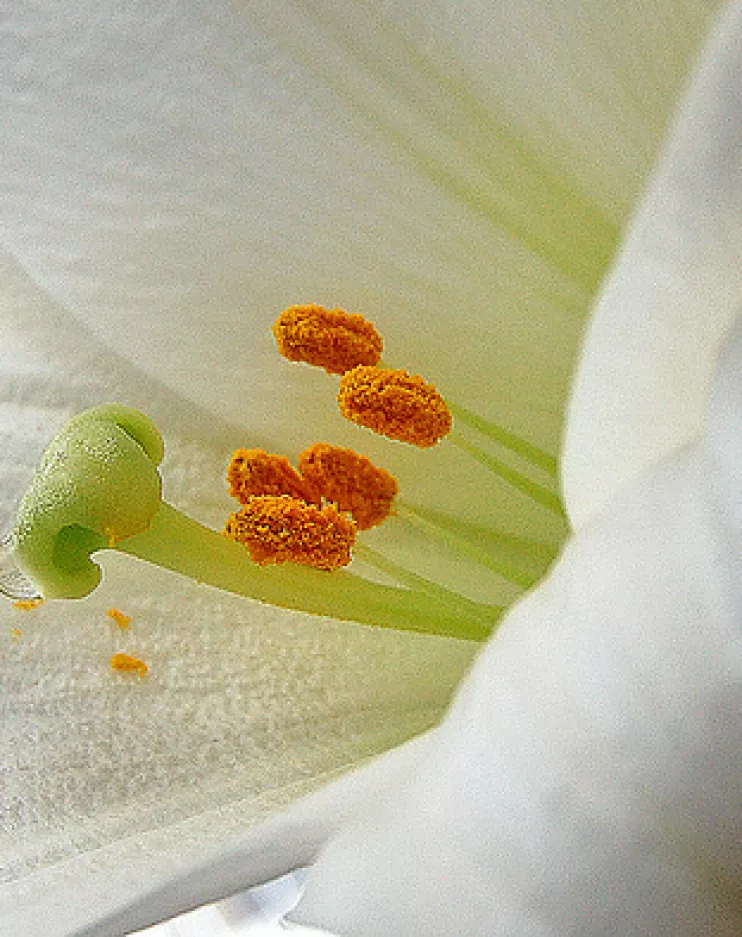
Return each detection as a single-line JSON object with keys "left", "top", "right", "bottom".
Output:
{"left": 4, "top": 305, "right": 567, "bottom": 642}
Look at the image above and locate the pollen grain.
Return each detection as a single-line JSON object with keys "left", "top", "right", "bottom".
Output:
{"left": 273, "top": 304, "right": 383, "bottom": 375}
{"left": 228, "top": 448, "right": 319, "bottom": 504}
{"left": 107, "top": 608, "right": 131, "bottom": 630}
{"left": 13, "top": 598, "right": 44, "bottom": 611}
{"left": 110, "top": 652, "right": 148, "bottom": 677}
{"left": 299, "top": 443, "right": 398, "bottom": 530}
{"left": 338, "top": 366, "right": 452, "bottom": 447}
{"left": 224, "top": 494, "right": 355, "bottom": 571}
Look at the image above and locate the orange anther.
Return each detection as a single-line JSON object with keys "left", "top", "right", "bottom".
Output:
{"left": 227, "top": 448, "right": 319, "bottom": 504}
{"left": 337, "top": 366, "right": 452, "bottom": 447}
{"left": 299, "top": 443, "right": 398, "bottom": 530}
{"left": 110, "top": 652, "right": 148, "bottom": 677}
{"left": 224, "top": 495, "right": 355, "bottom": 571}
{"left": 273, "top": 304, "right": 383, "bottom": 375}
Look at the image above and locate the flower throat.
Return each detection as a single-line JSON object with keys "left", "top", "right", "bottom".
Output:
{"left": 4, "top": 305, "right": 565, "bottom": 642}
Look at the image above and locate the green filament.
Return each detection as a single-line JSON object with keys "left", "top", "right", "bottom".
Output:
{"left": 370, "top": 363, "right": 560, "bottom": 512}
{"left": 448, "top": 431, "right": 565, "bottom": 517}
{"left": 394, "top": 500, "right": 556, "bottom": 589}
{"left": 354, "top": 541, "right": 501, "bottom": 628}
{"left": 447, "top": 401, "right": 557, "bottom": 476}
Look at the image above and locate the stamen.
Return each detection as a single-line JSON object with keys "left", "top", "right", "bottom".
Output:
{"left": 224, "top": 495, "right": 356, "bottom": 571}
{"left": 338, "top": 366, "right": 452, "bottom": 447}
{"left": 273, "top": 304, "right": 383, "bottom": 375}
{"left": 299, "top": 443, "right": 398, "bottom": 530}
{"left": 227, "top": 448, "right": 319, "bottom": 504}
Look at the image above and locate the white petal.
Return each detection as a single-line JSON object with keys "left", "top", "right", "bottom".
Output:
{"left": 0, "top": 256, "right": 475, "bottom": 937}
{"left": 1, "top": 549, "right": 471, "bottom": 937}
{"left": 1, "top": 0, "right": 717, "bottom": 474}
{"left": 291, "top": 317, "right": 742, "bottom": 936}
{"left": 68, "top": 734, "right": 431, "bottom": 937}
{"left": 563, "top": 1, "right": 742, "bottom": 528}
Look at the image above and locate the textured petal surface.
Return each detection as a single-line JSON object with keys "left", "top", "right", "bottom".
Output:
{"left": 70, "top": 735, "right": 430, "bottom": 937}
{"left": 563, "top": 1, "right": 742, "bottom": 527}
{"left": 0, "top": 0, "right": 720, "bottom": 547}
{"left": 0, "top": 0, "right": 725, "bottom": 933}
{"left": 293, "top": 317, "right": 742, "bottom": 936}
{"left": 0, "top": 256, "right": 474, "bottom": 937}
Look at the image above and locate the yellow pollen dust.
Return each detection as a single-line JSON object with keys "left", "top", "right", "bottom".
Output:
{"left": 110, "top": 652, "right": 148, "bottom": 677}
{"left": 107, "top": 608, "right": 131, "bottom": 630}
{"left": 273, "top": 304, "right": 383, "bottom": 375}
{"left": 13, "top": 598, "right": 44, "bottom": 611}
{"left": 299, "top": 443, "right": 398, "bottom": 530}
{"left": 227, "top": 448, "right": 319, "bottom": 505}
{"left": 224, "top": 495, "right": 356, "bottom": 571}
{"left": 338, "top": 366, "right": 452, "bottom": 447}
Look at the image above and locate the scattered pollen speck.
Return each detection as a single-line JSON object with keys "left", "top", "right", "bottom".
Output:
{"left": 273, "top": 304, "right": 383, "bottom": 375}
{"left": 299, "top": 443, "right": 398, "bottom": 530}
{"left": 10, "top": 628, "right": 22, "bottom": 639}
{"left": 110, "top": 652, "right": 148, "bottom": 676}
{"left": 224, "top": 494, "right": 356, "bottom": 570}
{"left": 13, "top": 598, "right": 44, "bottom": 611}
{"left": 107, "top": 608, "right": 131, "bottom": 629}
{"left": 338, "top": 366, "right": 452, "bottom": 447}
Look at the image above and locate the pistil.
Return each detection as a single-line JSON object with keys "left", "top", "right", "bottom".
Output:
{"left": 9, "top": 405, "right": 499, "bottom": 640}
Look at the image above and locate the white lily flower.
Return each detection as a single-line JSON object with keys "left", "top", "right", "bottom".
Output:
{"left": 0, "top": 1, "right": 734, "bottom": 935}
{"left": 292, "top": 5, "right": 742, "bottom": 934}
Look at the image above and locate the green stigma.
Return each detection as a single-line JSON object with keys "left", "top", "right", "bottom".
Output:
{"left": 13, "top": 405, "right": 164, "bottom": 598}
